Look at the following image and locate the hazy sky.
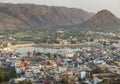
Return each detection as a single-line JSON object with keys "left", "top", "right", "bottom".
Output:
{"left": 0, "top": 0, "right": 120, "bottom": 17}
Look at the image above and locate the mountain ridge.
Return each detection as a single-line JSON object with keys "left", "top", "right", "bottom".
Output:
{"left": 0, "top": 3, "right": 94, "bottom": 30}
{"left": 79, "top": 9, "right": 120, "bottom": 31}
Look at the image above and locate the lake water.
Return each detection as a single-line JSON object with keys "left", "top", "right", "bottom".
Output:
{"left": 15, "top": 47, "right": 81, "bottom": 53}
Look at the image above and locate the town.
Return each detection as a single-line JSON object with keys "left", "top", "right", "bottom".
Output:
{"left": 0, "top": 31, "right": 120, "bottom": 84}
{"left": 0, "top": 0, "right": 120, "bottom": 84}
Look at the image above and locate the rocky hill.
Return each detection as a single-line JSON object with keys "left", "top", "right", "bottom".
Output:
{"left": 79, "top": 10, "right": 120, "bottom": 31}
{"left": 0, "top": 3, "right": 94, "bottom": 30}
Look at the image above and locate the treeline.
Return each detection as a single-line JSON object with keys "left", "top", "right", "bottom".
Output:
{"left": 0, "top": 69, "right": 17, "bottom": 83}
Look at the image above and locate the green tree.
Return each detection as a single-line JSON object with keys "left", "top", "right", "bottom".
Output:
{"left": 46, "top": 53, "right": 51, "bottom": 58}
{"left": 37, "top": 51, "right": 42, "bottom": 56}
{"left": 54, "top": 53, "right": 57, "bottom": 58}
{"left": 17, "top": 79, "right": 32, "bottom": 84}
{"left": 0, "top": 71, "right": 5, "bottom": 82}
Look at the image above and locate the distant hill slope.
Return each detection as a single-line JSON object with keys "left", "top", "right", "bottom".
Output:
{"left": 79, "top": 10, "right": 120, "bottom": 31}
{"left": 0, "top": 3, "right": 94, "bottom": 30}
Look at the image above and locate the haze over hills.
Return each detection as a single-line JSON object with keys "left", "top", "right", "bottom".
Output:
{"left": 0, "top": 3, "right": 94, "bottom": 30}
{"left": 78, "top": 10, "right": 120, "bottom": 31}
{"left": 0, "top": 3, "right": 119, "bottom": 31}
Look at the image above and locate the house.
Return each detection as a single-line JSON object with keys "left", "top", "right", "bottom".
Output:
{"left": 80, "top": 70, "right": 86, "bottom": 79}
{"left": 93, "top": 59, "right": 103, "bottom": 65}
{"left": 65, "top": 53, "right": 75, "bottom": 58}
{"left": 93, "top": 76, "right": 102, "bottom": 84}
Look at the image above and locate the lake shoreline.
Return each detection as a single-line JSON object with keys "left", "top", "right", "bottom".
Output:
{"left": 15, "top": 46, "right": 82, "bottom": 53}
{"left": 34, "top": 43, "right": 92, "bottom": 48}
